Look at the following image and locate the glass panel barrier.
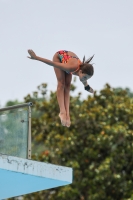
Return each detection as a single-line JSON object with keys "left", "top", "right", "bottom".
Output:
{"left": 0, "top": 108, "right": 29, "bottom": 159}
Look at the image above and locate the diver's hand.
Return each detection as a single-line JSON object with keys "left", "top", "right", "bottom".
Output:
{"left": 80, "top": 78, "right": 94, "bottom": 94}
{"left": 27, "top": 49, "right": 37, "bottom": 60}
{"left": 84, "top": 85, "right": 94, "bottom": 93}
{"left": 88, "top": 87, "right": 94, "bottom": 93}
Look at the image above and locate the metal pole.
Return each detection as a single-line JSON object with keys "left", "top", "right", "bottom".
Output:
{"left": 28, "top": 106, "right": 31, "bottom": 159}
{"left": 0, "top": 102, "right": 33, "bottom": 112}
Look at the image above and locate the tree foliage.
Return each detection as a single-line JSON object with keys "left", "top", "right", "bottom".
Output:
{"left": 8, "top": 83, "right": 133, "bottom": 200}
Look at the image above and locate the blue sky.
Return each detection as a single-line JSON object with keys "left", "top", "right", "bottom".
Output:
{"left": 0, "top": 0, "right": 133, "bottom": 106}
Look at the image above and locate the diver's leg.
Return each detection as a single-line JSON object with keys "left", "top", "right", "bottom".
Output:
{"left": 64, "top": 73, "right": 72, "bottom": 127}
{"left": 53, "top": 54, "right": 66, "bottom": 126}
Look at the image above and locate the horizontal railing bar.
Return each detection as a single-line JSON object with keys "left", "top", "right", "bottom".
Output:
{"left": 0, "top": 102, "right": 33, "bottom": 112}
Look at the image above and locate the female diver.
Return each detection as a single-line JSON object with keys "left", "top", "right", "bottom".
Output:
{"left": 27, "top": 49, "right": 94, "bottom": 127}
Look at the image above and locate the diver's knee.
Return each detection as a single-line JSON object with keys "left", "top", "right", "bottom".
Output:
{"left": 57, "top": 81, "right": 65, "bottom": 90}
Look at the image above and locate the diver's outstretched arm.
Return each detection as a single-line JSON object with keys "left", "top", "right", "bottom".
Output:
{"left": 27, "top": 49, "right": 72, "bottom": 72}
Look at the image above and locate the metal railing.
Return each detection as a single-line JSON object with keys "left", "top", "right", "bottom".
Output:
{"left": 0, "top": 102, "right": 32, "bottom": 159}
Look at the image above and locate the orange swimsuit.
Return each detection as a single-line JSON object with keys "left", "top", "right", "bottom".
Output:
{"left": 57, "top": 50, "right": 81, "bottom": 74}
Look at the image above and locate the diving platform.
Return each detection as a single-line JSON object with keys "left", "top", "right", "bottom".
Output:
{"left": 0, "top": 154, "right": 72, "bottom": 199}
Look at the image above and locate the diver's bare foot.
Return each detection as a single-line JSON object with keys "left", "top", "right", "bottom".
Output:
{"left": 66, "top": 116, "right": 71, "bottom": 127}
{"left": 59, "top": 113, "right": 66, "bottom": 126}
